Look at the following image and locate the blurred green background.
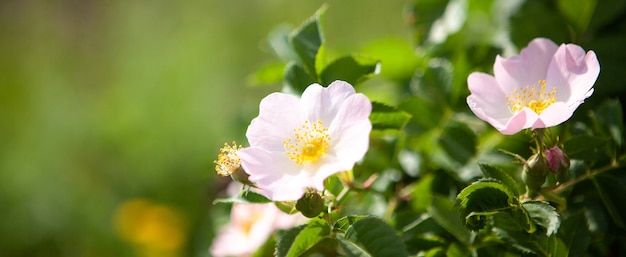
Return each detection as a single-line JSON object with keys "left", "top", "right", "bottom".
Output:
{"left": 0, "top": 0, "right": 409, "bottom": 256}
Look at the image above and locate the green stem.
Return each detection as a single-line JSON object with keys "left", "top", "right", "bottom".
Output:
{"left": 553, "top": 161, "right": 620, "bottom": 194}
{"left": 533, "top": 128, "right": 545, "bottom": 153}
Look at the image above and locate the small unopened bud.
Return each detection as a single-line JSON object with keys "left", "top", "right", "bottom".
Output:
{"left": 295, "top": 189, "right": 324, "bottom": 218}
{"left": 523, "top": 153, "right": 549, "bottom": 197}
{"left": 545, "top": 146, "right": 570, "bottom": 182}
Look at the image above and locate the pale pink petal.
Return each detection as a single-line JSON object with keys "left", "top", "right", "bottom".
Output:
{"left": 247, "top": 93, "right": 302, "bottom": 151}
{"left": 239, "top": 148, "right": 317, "bottom": 201}
{"left": 210, "top": 204, "right": 277, "bottom": 257}
{"left": 535, "top": 102, "right": 574, "bottom": 128}
{"left": 546, "top": 44, "right": 599, "bottom": 105}
{"left": 300, "top": 80, "right": 357, "bottom": 124}
{"left": 311, "top": 157, "right": 356, "bottom": 185}
{"left": 499, "top": 109, "right": 540, "bottom": 135}
{"left": 467, "top": 72, "right": 510, "bottom": 120}
{"left": 328, "top": 93, "right": 372, "bottom": 163}
{"left": 494, "top": 38, "right": 558, "bottom": 93}
{"left": 299, "top": 83, "right": 329, "bottom": 123}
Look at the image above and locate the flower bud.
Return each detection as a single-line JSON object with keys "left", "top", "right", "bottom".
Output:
{"left": 545, "top": 146, "right": 570, "bottom": 182}
{"left": 295, "top": 189, "right": 324, "bottom": 218}
{"left": 523, "top": 153, "right": 549, "bottom": 196}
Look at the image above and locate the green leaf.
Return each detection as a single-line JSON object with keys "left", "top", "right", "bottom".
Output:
{"left": 399, "top": 96, "right": 445, "bottom": 132}
{"left": 522, "top": 200, "right": 560, "bottom": 236}
{"left": 338, "top": 217, "right": 409, "bottom": 257}
{"left": 438, "top": 120, "right": 477, "bottom": 165}
{"left": 563, "top": 135, "right": 608, "bottom": 161}
{"left": 558, "top": 211, "right": 590, "bottom": 257}
{"left": 557, "top": 0, "right": 597, "bottom": 34}
{"left": 252, "top": 234, "right": 277, "bottom": 257}
{"left": 456, "top": 179, "right": 518, "bottom": 231}
{"left": 478, "top": 163, "right": 521, "bottom": 196}
{"left": 592, "top": 99, "right": 624, "bottom": 148}
{"left": 429, "top": 195, "right": 471, "bottom": 245}
{"left": 275, "top": 218, "right": 331, "bottom": 257}
{"left": 369, "top": 102, "right": 412, "bottom": 131}
{"left": 319, "top": 54, "right": 380, "bottom": 86}
{"left": 289, "top": 5, "right": 326, "bottom": 79}
{"left": 248, "top": 62, "right": 285, "bottom": 87}
{"left": 409, "top": 173, "right": 435, "bottom": 213}
{"left": 406, "top": 0, "right": 450, "bottom": 44}
{"left": 283, "top": 62, "right": 316, "bottom": 94}
{"left": 333, "top": 215, "right": 369, "bottom": 233}
{"left": 591, "top": 175, "right": 626, "bottom": 229}
{"left": 212, "top": 190, "right": 271, "bottom": 204}
{"left": 446, "top": 242, "right": 470, "bottom": 257}
{"left": 410, "top": 58, "right": 454, "bottom": 104}
{"left": 492, "top": 211, "right": 567, "bottom": 257}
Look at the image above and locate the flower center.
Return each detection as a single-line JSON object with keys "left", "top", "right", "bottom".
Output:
{"left": 284, "top": 120, "right": 330, "bottom": 165}
{"left": 214, "top": 141, "right": 241, "bottom": 176}
{"left": 505, "top": 80, "right": 557, "bottom": 114}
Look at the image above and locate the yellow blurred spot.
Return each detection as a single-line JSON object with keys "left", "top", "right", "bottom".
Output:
{"left": 114, "top": 198, "right": 187, "bottom": 257}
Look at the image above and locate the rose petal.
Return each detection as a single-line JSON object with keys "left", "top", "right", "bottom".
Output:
{"left": 494, "top": 38, "right": 559, "bottom": 93}
{"left": 328, "top": 93, "right": 372, "bottom": 162}
{"left": 247, "top": 92, "right": 302, "bottom": 151}
{"left": 535, "top": 102, "right": 573, "bottom": 128}
{"left": 546, "top": 44, "right": 600, "bottom": 105}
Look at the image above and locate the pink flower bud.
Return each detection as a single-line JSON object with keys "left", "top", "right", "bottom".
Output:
{"left": 545, "top": 146, "right": 570, "bottom": 175}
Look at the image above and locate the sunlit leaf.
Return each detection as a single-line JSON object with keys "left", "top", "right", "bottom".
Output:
{"left": 338, "top": 217, "right": 409, "bottom": 257}
{"left": 248, "top": 62, "right": 285, "bottom": 87}
{"left": 275, "top": 218, "right": 331, "bottom": 257}
{"left": 319, "top": 54, "right": 380, "bottom": 86}
{"left": 333, "top": 215, "right": 370, "bottom": 233}
{"left": 283, "top": 62, "right": 316, "bottom": 94}
{"left": 478, "top": 163, "right": 521, "bottom": 196}
{"left": 456, "top": 179, "right": 518, "bottom": 231}
{"left": 522, "top": 200, "right": 560, "bottom": 236}
{"left": 289, "top": 5, "right": 326, "bottom": 78}
{"left": 369, "top": 102, "right": 412, "bottom": 131}
{"left": 409, "top": 173, "right": 435, "bottom": 213}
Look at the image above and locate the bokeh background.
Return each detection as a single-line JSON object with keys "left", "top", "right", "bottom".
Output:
{"left": 0, "top": 1, "right": 410, "bottom": 256}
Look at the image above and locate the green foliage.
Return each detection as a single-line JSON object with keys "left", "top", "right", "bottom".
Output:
{"left": 289, "top": 5, "right": 326, "bottom": 79}
{"left": 479, "top": 163, "right": 521, "bottom": 196}
{"left": 338, "top": 217, "right": 410, "bottom": 257}
{"left": 369, "top": 102, "right": 412, "bottom": 131}
{"left": 456, "top": 179, "right": 519, "bottom": 231}
{"left": 276, "top": 219, "right": 331, "bottom": 257}
{"left": 319, "top": 54, "right": 380, "bottom": 86}
{"left": 222, "top": 1, "right": 626, "bottom": 257}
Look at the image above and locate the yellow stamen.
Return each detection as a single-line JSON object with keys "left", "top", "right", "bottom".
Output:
{"left": 505, "top": 80, "right": 557, "bottom": 114}
{"left": 214, "top": 141, "right": 241, "bottom": 176}
{"left": 284, "top": 120, "right": 330, "bottom": 165}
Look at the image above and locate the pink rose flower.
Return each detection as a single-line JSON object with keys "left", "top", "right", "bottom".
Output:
{"left": 238, "top": 80, "right": 372, "bottom": 201}
{"left": 210, "top": 203, "right": 305, "bottom": 257}
{"left": 467, "top": 38, "right": 600, "bottom": 135}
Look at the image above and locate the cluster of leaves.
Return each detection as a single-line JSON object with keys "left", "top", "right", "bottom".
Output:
{"left": 232, "top": 0, "right": 626, "bottom": 256}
